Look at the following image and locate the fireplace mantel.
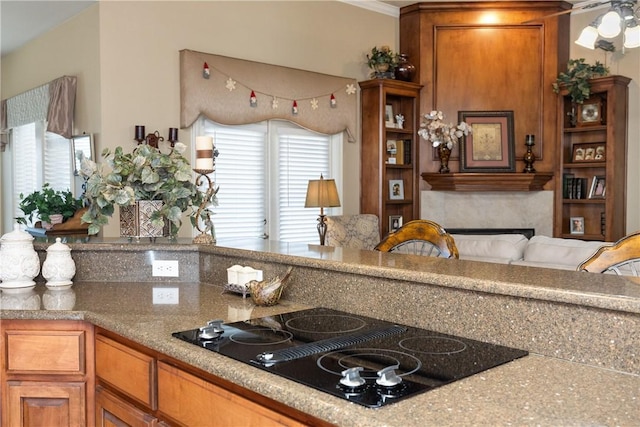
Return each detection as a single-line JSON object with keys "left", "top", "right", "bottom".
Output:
{"left": 421, "top": 172, "right": 554, "bottom": 192}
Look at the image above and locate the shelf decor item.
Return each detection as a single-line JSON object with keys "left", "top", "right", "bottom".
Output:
{"left": 458, "top": 111, "right": 515, "bottom": 173}
{"left": 418, "top": 110, "right": 472, "bottom": 173}
{"left": 394, "top": 54, "right": 416, "bottom": 82}
{"left": 366, "top": 46, "right": 398, "bottom": 79}
{"left": 523, "top": 134, "right": 537, "bottom": 173}
{"left": 389, "top": 179, "right": 405, "bottom": 200}
{"left": 16, "top": 183, "right": 83, "bottom": 229}
{"left": 79, "top": 142, "right": 204, "bottom": 239}
{"left": 552, "top": 58, "right": 609, "bottom": 105}
{"left": 570, "top": 217, "right": 585, "bottom": 235}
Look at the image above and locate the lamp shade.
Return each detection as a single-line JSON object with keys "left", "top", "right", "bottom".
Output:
{"left": 305, "top": 175, "right": 341, "bottom": 208}
{"left": 575, "top": 25, "right": 599, "bottom": 49}
{"left": 598, "top": 10, "right": 622, "bottom": 38}
{"left": 624, "top": 22, "right": 640, "bottom": 48}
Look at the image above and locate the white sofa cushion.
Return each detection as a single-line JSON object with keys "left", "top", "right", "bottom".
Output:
{"left": 511, "top": 235, "right": 608, "bottom": 270}
{"left": 452, "top": 234, "right": 529, "bottom": 264}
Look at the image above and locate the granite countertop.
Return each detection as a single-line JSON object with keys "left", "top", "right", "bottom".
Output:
{"left": 2, "top": 281, "right": 639, "bottom": 427}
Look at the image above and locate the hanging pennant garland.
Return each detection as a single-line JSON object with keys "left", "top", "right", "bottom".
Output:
{"left": 199, "top": 60, "right": 357, "bottom": 116}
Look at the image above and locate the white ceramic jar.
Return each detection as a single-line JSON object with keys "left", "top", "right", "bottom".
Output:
{"left": 0, "top": 224, "right": 41, "bottom": 290}
{"left": 42, "top": 237, "right": 76, "bottom": 289}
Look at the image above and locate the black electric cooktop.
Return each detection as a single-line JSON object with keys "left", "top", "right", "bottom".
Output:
{"left": 172, "top": 307, "right": 527, "bottom": 408}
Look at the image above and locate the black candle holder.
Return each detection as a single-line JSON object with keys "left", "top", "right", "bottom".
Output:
{"left": 134, "top": 126, "right": 179, "bottom": 147}
{"left": 192, "top": 170, "right": 219, "bottom": 245}
{"left": 523, "top": 134, "right": 536, "bottom": 173}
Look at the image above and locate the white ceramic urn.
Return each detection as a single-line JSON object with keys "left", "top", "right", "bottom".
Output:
{"left": 0, "top": 224, "right": 41, "bottom": 290}
{"left": 42, "top": 237, "right": 76, "bottom": 289}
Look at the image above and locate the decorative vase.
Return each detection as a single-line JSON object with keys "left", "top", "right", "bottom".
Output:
{"left": 0, "top": 224, "right": 41, "bottom": 290}
{"left": 394, "top": 54, "right": 416, "bottom": 81}
{"left": 119, "top": 200, "right": 169, "bottom": 240}
{"left": 373, "top": 62, "right": 395, "bottom": 79}
{"left": 42, "top": 237, "right": 76, "bottom": 289}
{"left": 438, "top": 145, "right": 452, "bottom": 173}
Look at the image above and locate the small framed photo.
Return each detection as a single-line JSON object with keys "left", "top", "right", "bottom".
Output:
{"left": 386, "top": 139, "right": 397, "bottom": 154}
{"left": 458, "top": 110, "right": 515, "bottom": 172}
{"left": 570, "top": 216, "right": 585, "bottom": 235}
{"left": 589, "top": 176, "right": 606, "bottom": 199}
{"left": 389, "top": 215, "right": 403, "bottom": 232}
{"left": 389, "top": 179, "right": 404, "bottom": 200}
{"left": 385, "top": 105, "right": 395, "bottom": 128}
{"left": 572, "top": 143, "right": 605, "bottom": 163}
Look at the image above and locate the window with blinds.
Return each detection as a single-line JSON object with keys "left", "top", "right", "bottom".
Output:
{"left": 6, "top": 121, "right": 73, "bottom": 226}
{"left": 200, "top": 118, "right": 342, "bottom": 243}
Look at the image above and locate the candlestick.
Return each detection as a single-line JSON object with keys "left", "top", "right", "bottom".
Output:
{"left": 195, "top": 136, "right": 214, "bottom": 171}
{"left": 523, "top": 134, "right": 536, "bottom": 173}
{"left": 168, "top": 128, "right": 179, "bottom": 146}
{"left": 135, "top": 125, "right": 145, "bottom": 143}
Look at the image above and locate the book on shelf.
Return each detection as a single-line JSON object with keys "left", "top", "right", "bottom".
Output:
{"left": 563, "top": 173, "right": 574, "bottom": 199}
{"left": 403, "top": 139, "right": 412, "bottom": 165}
{"left": 395, "top": 140, "right": 404, "bottom": 165}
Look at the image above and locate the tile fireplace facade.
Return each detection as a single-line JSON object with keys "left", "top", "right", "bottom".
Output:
{"left": 421, "top": 191, "right": 554, "bottom": 237}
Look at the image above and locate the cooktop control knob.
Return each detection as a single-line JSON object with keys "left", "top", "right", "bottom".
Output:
{"left": 198, "top": 319, "right": 224, "bottom": 340}
{"left": 340, "top": 367, "right": 366, "bottom": 388}
{"left": 376, "top": 365, "right": 402, "bottom": 387}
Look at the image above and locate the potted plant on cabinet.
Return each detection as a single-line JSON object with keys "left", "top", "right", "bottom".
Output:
{"left": 552, "top": 58, "right": 609, "bottom": 104}
{"left": 16, "top": 183, "right": 83, "bottom": 229}
{"left": 79, "top": 142, "right": 207, "bottom": 238}
{"left": 366, "top": 45, "right": 398, "bottom": 78}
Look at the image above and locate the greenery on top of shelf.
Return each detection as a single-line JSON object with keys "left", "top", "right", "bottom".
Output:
{"left": 16, "top": 183, "right": 83, "bottom": 225}
{"left": 552, "top": 58, "right": 609, "bottom": 104}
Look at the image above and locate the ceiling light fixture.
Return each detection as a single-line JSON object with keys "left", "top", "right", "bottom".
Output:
{"left": 575, "top": 0, "right": 640, "bottom": 49}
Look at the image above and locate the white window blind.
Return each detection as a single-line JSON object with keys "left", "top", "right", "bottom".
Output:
{"left": 200, "top": 118, "right": 341, "bottom": 243}
{"left": 277, "top": 129, "right": 331, "bottom": 243}
{"left": 7, "top": 121, "right": 73, "bottom": 226}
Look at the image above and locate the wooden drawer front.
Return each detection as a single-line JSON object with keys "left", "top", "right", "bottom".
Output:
{"left": 157, "top": 362, "right": 305, "bottom": 427}
{"left": 5, "top": 380, "right": 85, "bottom": 427}
{"left": 96, "top": 385, "right": 158, "bottom": 427}
{"left": 95, "top": 334, "right": 156, "bottom": 410}
{"left": 6, "top": 330, "right": 85, "bottom": 375}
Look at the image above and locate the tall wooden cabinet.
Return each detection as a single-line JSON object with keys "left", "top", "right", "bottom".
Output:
{"left": 554, "top": 75, "right": 630, "bottom": 241}
{"left": 359, "top": 79, "right": 422, "bottom": 237}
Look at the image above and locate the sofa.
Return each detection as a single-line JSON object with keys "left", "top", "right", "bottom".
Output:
{"left": 452, "top": 233, "right": 610, "bottom": 271}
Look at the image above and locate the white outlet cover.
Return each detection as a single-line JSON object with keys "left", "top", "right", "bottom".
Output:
{"left": 152, "top": 287, "right": 179, "bottom": 304}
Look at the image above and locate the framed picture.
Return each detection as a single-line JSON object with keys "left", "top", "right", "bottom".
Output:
{"left": 570, "top": 216, "right": 585, "bottom": 235}
{"left": 389, "top": 179, "right": 404, "bottom": 200}
{"left": 389, "top": 215, "right": 403, "bottom": 232}
{"left": 589, "top": 176, "right": 606, "bottom": 199}
{"left": 386, "top": 139, "right": 397, "bottom": 154}
{"left": 458, "top": 111, "right": 515, "bottom": 172}
{"left": 572, "top": 143, "right": 605, "bottom": 162}
{"left": 385, "top": 105, "right": 395, "bottom": 128}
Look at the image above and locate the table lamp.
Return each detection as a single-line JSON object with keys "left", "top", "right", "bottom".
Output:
{"left": 304, "top": 174, "right": 341, "bottom": 245}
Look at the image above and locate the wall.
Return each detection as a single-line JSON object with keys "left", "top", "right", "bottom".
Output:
{"left": 1, "top": 0, "right": 397, "bottom": 237}
{"left": 569, "top": 11, "right": 640, "bottom": 235}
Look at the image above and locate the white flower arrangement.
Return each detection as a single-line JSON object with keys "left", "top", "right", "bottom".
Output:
{"left": 418, "top": 110, "right": 472, "bottom": 150}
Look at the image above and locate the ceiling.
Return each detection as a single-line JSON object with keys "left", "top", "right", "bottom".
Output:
{"left": 1, "top": 0, "right": 589, "bottom": 58}
{"left": 1, "top": 0, "right": 96, "bottom": 57}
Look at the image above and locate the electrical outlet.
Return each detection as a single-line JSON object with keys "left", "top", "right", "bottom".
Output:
{"left": 152, "top": 260, "right": 179, "bottom": 277}
{"left": 152, "top": 287, "right": 179, "bottom": 304}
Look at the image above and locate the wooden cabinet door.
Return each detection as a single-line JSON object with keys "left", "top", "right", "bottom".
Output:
{"left": 4, "top": 381, "right": 85, "bottom": 427}
{"left": 157, "top": 362, "right": 305, "bottom": 427}
{"left": 95, "top": 386, "right": 158, "bottom": 427}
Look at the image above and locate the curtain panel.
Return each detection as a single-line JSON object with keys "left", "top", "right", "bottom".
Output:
{"left": 180, "top": 50, "right": 357, "bottom": 142}
{"left": 1, "top": 75, "right": 77, "bottom": 147}
{"left": 0, "top": 100, "right": 6, "bottom": 152}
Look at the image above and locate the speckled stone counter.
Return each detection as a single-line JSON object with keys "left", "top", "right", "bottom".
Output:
{"left": 14, "top": 236, "right": 640, "bottom": 425}
{"left": 1, "top": 281, "right": 638, "bottom": 427}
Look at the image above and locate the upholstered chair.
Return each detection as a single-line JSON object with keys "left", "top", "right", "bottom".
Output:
{"left": 325, "top": 214, "right": 380, "bottom": 250}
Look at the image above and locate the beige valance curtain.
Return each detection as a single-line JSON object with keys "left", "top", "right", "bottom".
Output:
{"left": 180, "top": 50, "right": 357, "bottom": 142}
{"left": 0, "top": 75, "right": 77, "bottom": 152}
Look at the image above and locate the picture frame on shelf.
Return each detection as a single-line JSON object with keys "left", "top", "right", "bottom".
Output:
{"left": 458, "top": 110, "right": 515, "bottom": 172}
{"left": 570, "top": 216, "right": 585, "bottom": 235}
{"left": 386, "top": 139, "right": 397, "bottom": 154}
{"left": 389, "top": 179, "right": 404, "bottom": 200}
{"left": 385, "top": 105, "right": 395, "bottom": 128}
{"left": 389, "top": 215, "right": 403, "bottom": 232}
{"left": 589, "top": 176, "right": 606, "bottom": 199}
{"left": 571, "top": 142, "right": 605, "bottom": 162}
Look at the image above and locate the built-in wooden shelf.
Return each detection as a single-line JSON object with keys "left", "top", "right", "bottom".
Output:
{"left": 421, "top": 172, "right": 554, "bottom": 192}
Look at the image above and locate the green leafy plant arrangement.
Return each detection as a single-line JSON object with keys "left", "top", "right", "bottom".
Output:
{"left": 79, "top": 143, "right": 208, "bottom": 237}
{"left": 552, "top": 58, "right": 609, "bottom": 104}
{"left": 366, "top": 45, "right": 398, "bottom": 75}
{"left": 16, "top": 183, "right": 83, "bottom": 226}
